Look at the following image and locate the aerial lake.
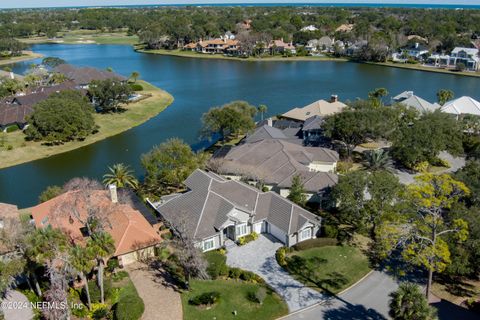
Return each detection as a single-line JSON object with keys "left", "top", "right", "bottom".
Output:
{"left": 1, "top": 44, "right": 479, "bottom": 207}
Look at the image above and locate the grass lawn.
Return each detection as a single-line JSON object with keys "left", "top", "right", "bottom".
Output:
{"left": 19, "top": 31, "right": 139, "bottom": 45}
{"left": 182, "top": 279, "right": 288, "bottom": 320}
{"left": 364, "top": 61, "right": 480, "bottom": 78}
{"left": 0, "top": 51, "right": 43, "bottom": 66}
{"left": 136, "top": 48, "right": 348, "bottom": 62}
{"left": 285, "top": 245, "right": 371, "bottom": 294}
{"left": 0, "top": 80, "right": 173, "bottom": 169}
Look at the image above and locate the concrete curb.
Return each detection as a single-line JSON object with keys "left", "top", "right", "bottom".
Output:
{"left": 276, "top": 269, "right": 375, "bottom": 319}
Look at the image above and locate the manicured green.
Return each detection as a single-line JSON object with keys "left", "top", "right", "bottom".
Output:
{"left": 285, "top": 245, "right": 370, "bottom": 294}
{"left": 182, "top": 279, "right": 288, "bottom": 320}
{"left": 114, "top": 279, "right": 144, "bottom": 320}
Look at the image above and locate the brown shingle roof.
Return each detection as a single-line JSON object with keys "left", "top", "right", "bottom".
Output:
{"left": 156, "top": 170, "right": 320, "bottom": 241}
{"left": 30, "top": 191, "right": 161, "bottom": 256}
{"left": 54, "top": 64, "right": 127, "bottom": 85}
{"left": 282, "top": 99, "right": 347, "bottom": 122}
{"left": 215, "top": 139, "right": 338, "bottom": 192}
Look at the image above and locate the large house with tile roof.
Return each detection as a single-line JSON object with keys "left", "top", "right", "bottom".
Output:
{"left": 213, "top": 138, "right": 338, "bottom": 203}
{"left": 392, "top": 91, "right": 441, "bottom": 113}
{"left": 30, "top": 187, "right": 161, "bottom": 266}
{"left": 154, "top": 169, "right": 321, "bottom": 251}
{"left": 281, "top": 96, "right": 346, "bottom": 122}
{"left": 441, "top": 96, "right": 480, "bottom": 118}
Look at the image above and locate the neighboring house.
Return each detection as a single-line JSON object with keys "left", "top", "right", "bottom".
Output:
{"left": 345, "top": 40, "right": 368, "bottom": 56}
{"left": 306, "top": 37, "right": 334, "bottom": 53}
{"left": 281, "top": 96, "right": 346, "bottom": 122}
{"left": 392, "top": 91, "right": 441, "bottom": 113}
{"left": 402, "top": 42, "right": 429, "bottom": 59}
{"left": 449, "top": 47, "right": 479, "bottom": 71}
{"left": 30, "top": 187, "right": 161, "bottom": 266}
{"left": 0, "top": 203, "right": 20, "bottom": 255}
{"left": 302, "top": 115, "right": 325, "bottom": 145}
{"left": 301, "top": 25, "right": 318, "bottom": 32}
{"left": 335, "top": 24, "right": 354, "bottom": 33}
{"left": 154, "top": 169, "right": 321, "bottom": 251}
{"left": 244, "top": 124, "right": 302, "bottom": 144}
{"left": 213, "top": 138, "right": 338, "bottom": 202}
{"left": 0, "top": 81, "right": 80, "bottom": 130}
{"left": 197, "top": 39, "right": 240, "bottom": 55}
{"left": 441, "top": 96, "right": 480, "bottom": 118}
{"left": 54, "top": 64, "right": 127, "bottom": 88}
{"left": 269, "top": 39, "right": 296, "bottom": 55}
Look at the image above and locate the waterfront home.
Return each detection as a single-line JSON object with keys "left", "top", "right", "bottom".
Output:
{"left": 153, "top": 169, "right": 321, "bottom": 251}
{"left": 392, "top": 91, "right": 441, "bottom": 113}
{"left": 269, "top": 39, "right": 296, "bottom": 55}
{"left": 244, "top": 124, "right": 301, "bottom": 144}
{"left": 281, "top": 95, "right": 346, "bottom": 122}
{"left": 195, "top": 38, "right": 240, "bottom": 55}
{"left": 402, "top": 42, "right": 429, "bottom": 59}
{"left": 441, "top": 96, "right": 480, "bottom": 118}
{"left": 449, "top": 47, "right": 479, "bottom": 71}
{"left": 30, "top": 186, "right": 161, "bottom": 266}
{"left": 306, "top": 37, "right": 334, "bottom": 53}
{"left": 213, "top": 138, "right": 338, "bottom": 203}
{"left": 54, "top": 64, "right": 127, "bottom": 88}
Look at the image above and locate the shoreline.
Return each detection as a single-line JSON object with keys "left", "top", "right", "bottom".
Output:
{"left": 362, "top": 61, "right": 480, "bottom": 78}
{"left": 0, "top": 81, "right": 173, "bottom": 169}
{"left": 135, "top": 48, "right": 348, "bottom": 62}
{"left": 0, "top": 51, "right": 43, "bottom": 66}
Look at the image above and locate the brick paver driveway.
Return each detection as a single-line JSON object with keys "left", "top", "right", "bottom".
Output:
{"left": 226, "top": 234, "right": 325, "bottom": 312}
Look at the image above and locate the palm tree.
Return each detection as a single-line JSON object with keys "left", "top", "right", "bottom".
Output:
{"left": 257, "top": 104, "right": 268, "bottom": 121}
{"left": 88, "top": 232, "right": 115, "bottom": 304}
{"left": 436, "top": 89, "right": 454, "bottom": 106}
{"left": 389, "top": 282, "right": 437, "bottom": 320}
{"left": 368, "top": 87, "right": 389, "bottom": 107}
{"left": 130, "top": 71, "right": 140, "bottom": 83}
{"left": 69, "top": 245, "right": 95, "bottom": 309}
{"left": 103, "top": 163, "right": 139, "bottom": 190}
{"left": 363, "top": 149, "right": 394, "bottom": 172}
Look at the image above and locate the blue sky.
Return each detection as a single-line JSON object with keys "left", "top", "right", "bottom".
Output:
{"left": 1, "top": 0, "right": 480, "bottom": 9}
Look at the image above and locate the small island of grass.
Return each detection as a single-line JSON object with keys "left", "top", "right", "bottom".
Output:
{"left": 0, "top": 51, "right": 44, "bottom": 66}
{"left": 0, "top": 80, "right": 173, "bottom": 169}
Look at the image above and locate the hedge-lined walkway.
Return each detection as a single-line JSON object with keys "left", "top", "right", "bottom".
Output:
{"left": 126, "top": 262, "right": 183, "bottom": 320}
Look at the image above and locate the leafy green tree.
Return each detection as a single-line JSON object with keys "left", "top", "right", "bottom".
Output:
{"left": 141, "top": 138, "right": 208, "bottom": 193}
{"left": 391, "top": 111, "right": 463, "bottom": 169}
{"left": 0, "top": 259, "right": 25, "bottom": 298}
{"left": 88, "top": 231, "right": 115, "bottom": 304}
{"left": 69, "top": 245, "right": 95, "bottom": 309}
{"left": 389, "top": 282, "right": 437, "bottom": 320}
{"left": 103, "top": 163, "right": 139, "bottom": 190}
{"left": 39, "top": 185, "right": 63, "bottom": 203}
{"left": 363, "top": 149, "right": 394, "bottom": 172}
{"left": 257, "top": 104, "right": 268, "bottom": 121}
{"left": 25, "top": 226, "right": 69, "bottom": 267}
{"left": 378, "top": 174, "right": 469, "bottom": 300}
{"left": 436, "top": 89, "right": 454, "bottom": 106}
{"left": 201, "top": 101, "right": 256, "bottom": 143}
{"left": 287, "top": 174, "right": 307, "bottom": 207}
{"left": 454, "top": 160, "right": 480, "bottom": 206}
{"left": 0, "top": 77, "right": 24, "bottom": 98}
{"left": 25, "top": 90, "right": 97, "bottom": 144}
{"left": 88, "top": 78, "right": 133, "bottom": 113}
{"left": 42, "top": 57, "right": 66, "bottom": 68}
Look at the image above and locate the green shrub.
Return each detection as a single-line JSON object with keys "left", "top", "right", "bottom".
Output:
{"left": 161, "top": 231, "right": 173, "bottom": 240}
{"left": 205, "top": 251, "right": 228, "bottom": 279}
{"left": 293, "top": 238, "right": 338, "bottom": 251}
{"left": 430, "top": 157, "right": 450, "bottom": 168}
{"left": 6, "top": 145, "right": 13, "bottom": 150}
{"left": 248, "top": 287, "right": 267, "bottom": 304}
{"left": 155, "top": 246, "right": 171, "bottom": 261}
{"left": 188, "top": 291, "right": 220, "bottom": 306}
{"left": 89, "top": 303, "right": 110, "bottom": 320}
{"left": 112, "top": 271, "right": 129, "bottom": 282}
{"left": 164, "top": 258, "right": 186, "bottom": 287}
{"left": 5, "top": 125, "right": 18, "bottom": 133}
{"left": 412, "top": 161, "right": 429, "bottom": 172}
{"left": 228, "top": 267, "right": 242, "bottom": 279}
{"left": 322, "top": 224, "right": 338, "bottom": 238}
{"left": 129, "top": 83, "right": 143, "bottom": 91}
{"left": 237, "top": 232, "right": 259, "bottom": 246}
{"left": 82, "top": 279, "right": 112, "bottom": 303}
{"left": 276, "top": 247, "right": 287, "bottom": 267}
{"left": 107, "top": 258, "right": 120, "bottom": 272}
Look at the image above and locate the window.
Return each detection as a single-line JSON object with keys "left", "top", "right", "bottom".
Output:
{"left": 203, "top": 238, "right": 215, "bottom": 251}
{"left": 236, "top": 223, "right": 248, "bottom": 237}
{"left": 300, "top": 228, "right": 312, "bottom": 241}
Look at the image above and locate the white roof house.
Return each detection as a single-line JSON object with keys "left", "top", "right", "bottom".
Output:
{"left": 392, "top": 91, "right": 441, "bottom": 113}
{"left": 441, "top": 96, "right": 480, "bottom": 116}
{"left": 301, "top": 25, "right": 318, "bottom": 32}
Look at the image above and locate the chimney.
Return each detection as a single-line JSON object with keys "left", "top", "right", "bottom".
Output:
{"left": 108, "top": 184, "right": 118, "bottom": 203}
{"left": 330, "top": 94, "right": 338, "bottom": 103}
{"left": 267, "top": 117, "right": 273, "bottom": 127}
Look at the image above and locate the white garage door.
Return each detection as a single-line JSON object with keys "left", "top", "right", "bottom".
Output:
{"left": 268, "top": 223, "right": 287, "bottom": 244}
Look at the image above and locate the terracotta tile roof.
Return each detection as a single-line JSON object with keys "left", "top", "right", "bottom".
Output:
{"left": 30, "top": 191, "right": 161, "bottom": 256}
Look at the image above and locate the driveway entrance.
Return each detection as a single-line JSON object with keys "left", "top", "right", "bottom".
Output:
{"left": 226, "top": 234, "right": 325, "bottom": 312}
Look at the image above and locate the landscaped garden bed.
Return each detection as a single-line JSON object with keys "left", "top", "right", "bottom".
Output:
{"left": 277, "top": 240, "right": 371, "bottom": 294}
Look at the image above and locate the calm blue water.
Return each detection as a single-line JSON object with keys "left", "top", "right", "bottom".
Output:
{"left": 1, "top": 43, "right": 479, "bottom": 207}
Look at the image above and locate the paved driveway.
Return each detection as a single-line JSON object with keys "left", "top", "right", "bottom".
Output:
{"left": 1, "top": 290, "right": 34, "bottom": 320}
{"left": 226, "top": 234, "right": 325, "bottom": 312}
